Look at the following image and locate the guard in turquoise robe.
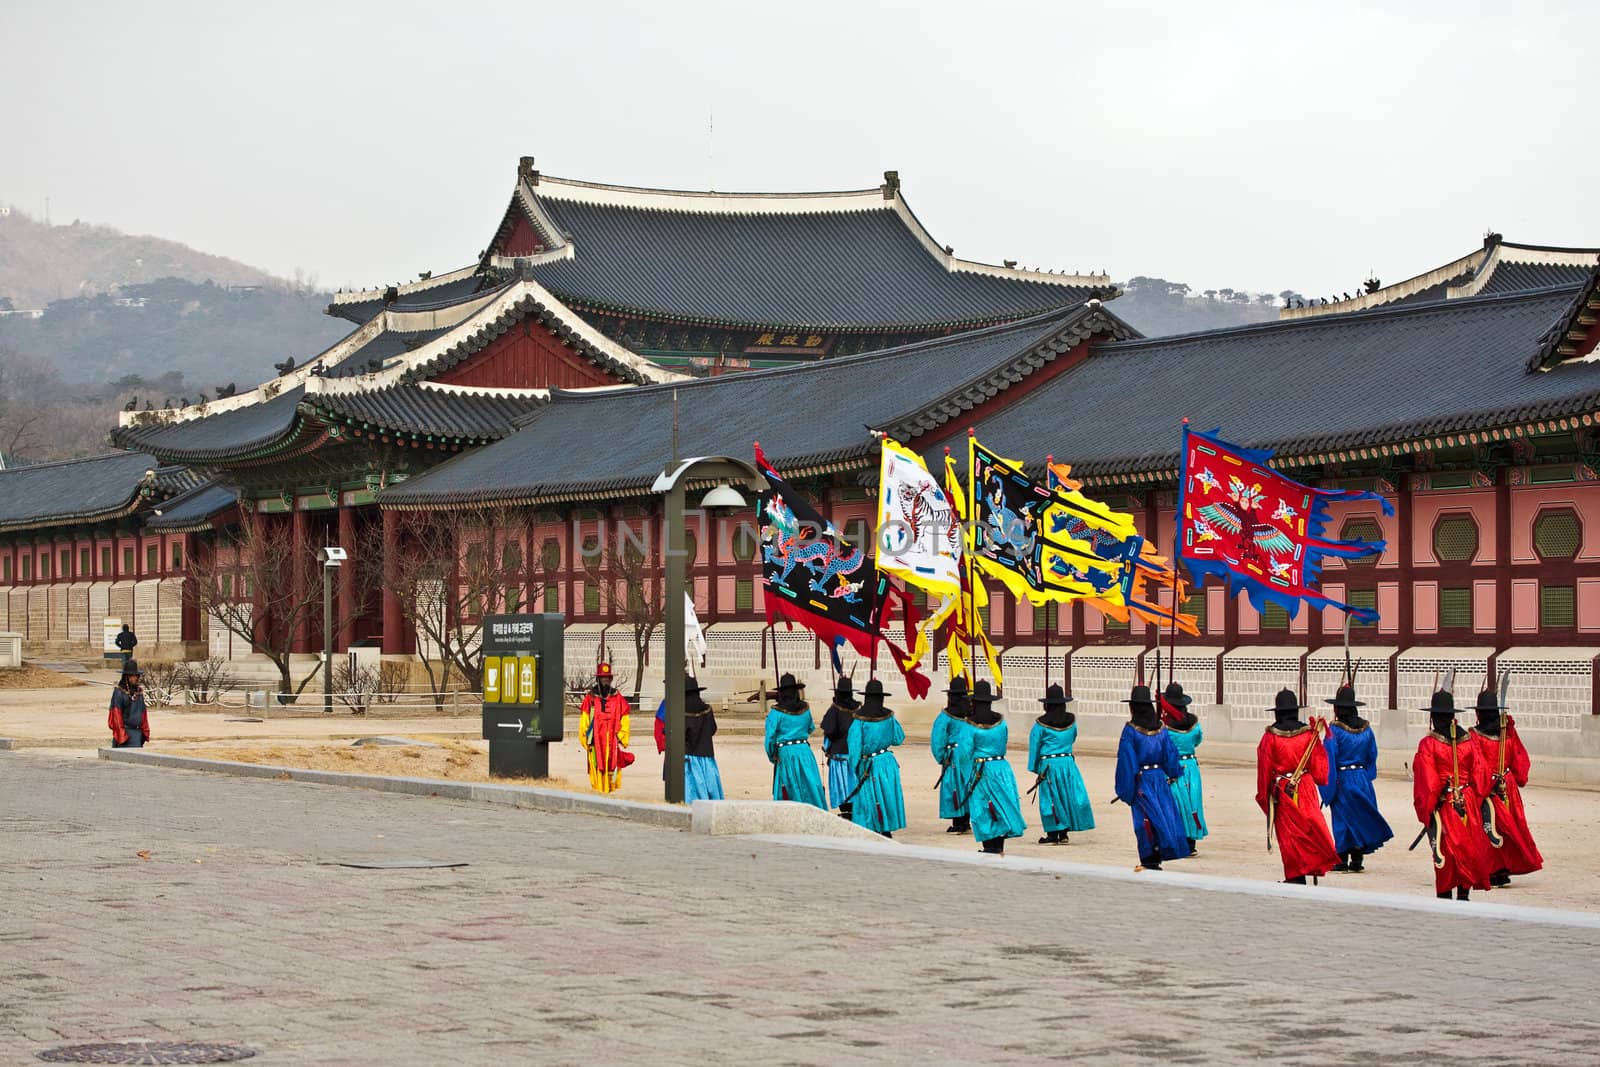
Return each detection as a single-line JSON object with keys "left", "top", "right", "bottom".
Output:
{"left": 961, "top": 680, "right": 1027, "bottom": 854}
{"left": 1161, "top": 681, "right": 1208, "bottom": 854}
{"left": 1114, "top": 684, "right": 1188, "bottom": 869}
{"left": 1027, "top": 683, "right": 1094, "bottom": 843}
{"left": 930, "top": 676, "right": 973, "bottom": 833}
{"left": 845, "top": 679, "right": 906, "bottom": 837}
{"left": 764, "top": 672, "right": 825, "bottom": 809}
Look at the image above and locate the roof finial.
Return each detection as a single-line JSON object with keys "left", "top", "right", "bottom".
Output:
{"left": 881, "top": 170, "right": 900, "bottom": 200}
{"left": 519, "top": 156, "right": 539, "bottom": 186}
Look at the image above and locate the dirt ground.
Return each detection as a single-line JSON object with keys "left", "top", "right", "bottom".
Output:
{"left": 7, "top": 688, "right": 1596, "bottom": 913}
{"left": 0, "top": 664, "right": 88, "bottom": 690}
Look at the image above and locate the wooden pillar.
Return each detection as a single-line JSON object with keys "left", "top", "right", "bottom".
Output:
{"left": 381, "top": 509, "right": 404, "bottom": 655}
{"left": 337, "top": 503, "right": 357, "bottom": 652}
{"left": 1495, "top": 467, "right": 1512, "bottom": 650}
{"left": 291, "top": 506, "right": 311, "bottom": 653}
{"left": 1396, "top": 474, "right": 1415, "bottom": 648}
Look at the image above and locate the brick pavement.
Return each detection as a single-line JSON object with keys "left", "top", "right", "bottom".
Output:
{"left": 3, "top": 751, "right": 1598, "bottom": 1065}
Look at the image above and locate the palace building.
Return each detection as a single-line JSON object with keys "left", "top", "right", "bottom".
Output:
{"left": 3, "top": 157, "right": 1600, "bottom": 759}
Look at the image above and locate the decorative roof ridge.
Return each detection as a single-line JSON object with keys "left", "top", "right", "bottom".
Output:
{"left": 416, "top": 381, "right": 552, "bottom": 401}
{"left": 536, "top": 304, "right": 1101, "bottom": 409}
{"left": 1111, "top": 283, "right": 1584, "bottom": 355}
{"left": 329, "top": 263, "right": 481, "bottom": 306}
{"left": 1279, "top": 246, "right": 1486, "bottom": 321}
{"left": 1449, "top": 242, "right": 1600, "bottom": 300}
{"left": 0, "top": 449, "right": 154, "bottom": 477}
{"left": 885, "top": 195, "right": 1115, "bottom": 291}
{"left": 531, "top": 173, "right": 888, "bottom": 214}
{"left": 303, "top": 279, "right": 681, "bottom": 398}
{"left": 1495, "top": 239, "right": 1600, "bottom": 257}
{"left": 382, "top": 285, "right": 510, "bottom": 333}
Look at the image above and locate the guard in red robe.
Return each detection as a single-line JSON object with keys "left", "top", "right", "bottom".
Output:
{"left": 1468, "top": 688, "right": 1543, "bottom": 887}
{"left": 1412, "top": 690, "right": 1494, "bottom": 900}
{"left": 1255, "top": 689, "right": 1339, "bottom": 884}
{"left": 580, "top": 663, "right": 632, "bottom": 793}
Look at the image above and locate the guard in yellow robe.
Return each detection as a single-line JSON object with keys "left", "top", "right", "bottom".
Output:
{"left": 580, "top": 663, "right": 632, "bottom": 792}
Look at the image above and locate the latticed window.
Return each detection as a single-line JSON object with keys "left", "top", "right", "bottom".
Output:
{"left": 544, "top": 585, "right": 559, "bottom": 612}
{"left": 1103, "top": 609, "right": 1128, "bottom": 631}
{"left": 1541, "top": 584, "right": 1576, "bottom": 629}
{"left": 731, "top": 523, "right": 759, "bottom": 563}
{"left": 1033, "top": 602, "right": 1058, "bottom": 633}
{"left": 1432, "top": 515, "right": 1478, "bottom": 562}
{"left": 1348, "top": 588, "right": 1377, "bottom": 627}
{"left": 1340, "top": 519, "right": 1383, "bottom": 567}
{"left": 1533, "top": 509, "right": 1582, "bottom": 560}
{"left": 978, "top": 603, "right": 991, "bottom": 631}
{"left": 583, "top": 582, "right": 600, "bottom": 614}
{"left": 502, "top": 542, "right": 523, "bottom": 575}
{"left": 2, "top": 556, "right": 10, "bottom": 583}
{"left": 170, "top": 544, "right": 181, "bottom": 570}
{"left": 843, "top": 519, "right": 869, "bottom": 552}
{"left": 100, "top": 547, "right": 112, "bottom": 574}
{"left": 1438, "top": 586, "right": 1472, "bottom": 629}
{"left": 504, "top": 586, "right": 521, "bottom": 613}
{"left": 734, "top": 579, "right": 754, "bottom": 612}
{"left": 1261, "top": 602, "right": 1289, "bottom": 630}
{"left": 21, "top": 556, "right": 31, "bottom": 581}
{"left": 1183, "top": 593, "right": 1206, "bottom": 632}
{"left": 541, "top": 538, "right": 561, "bottom": 573}
{"left": 681, "top": 529, "right": 698, "bottom": 566}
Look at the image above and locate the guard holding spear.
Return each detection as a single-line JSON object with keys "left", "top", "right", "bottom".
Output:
{"left": 1409, "top": 686, "right": 1494, "bottom": 900}
{"left": 1468, "top": 677, "right": 1543, "bottom": 888}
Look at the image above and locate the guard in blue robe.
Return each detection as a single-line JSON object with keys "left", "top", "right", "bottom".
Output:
{"left": 820, "top": 676, "right": 859, "bottom": 819}
{"left": 1161, "top": 681, "right": 1208, "bottom": 854}
{"left": 682, "top": 676, "right": 724, "bottom": 803}
{"left": 1320, "top": 684, "right": 1392, "bottom": 871}
{"left": 1027, "top": 683, "right": 1094, "bottom": 843}
{"left": 961, "top": 680, "right": 1027, "bottom": 854}
{"left": 1113, "top": 684, "right": 1188, "bottom": 869}
{"left": 930, "top": 677, "right": 973, "bottom": 833}
{"left": 764, "top": 673, "right": 826, "bottom": 809}
{"left": 845, "top": 679, "right": 906, "bottom": 837}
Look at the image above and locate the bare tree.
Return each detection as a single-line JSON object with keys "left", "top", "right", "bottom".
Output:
{"left": 582, "top": 527, "right": 665, "bottom": 701}
{"left": 189, "top": 516, "right": 377, "bottom": 699}
{"left": 380, "top": 507, "right": 539, "bottom": 712}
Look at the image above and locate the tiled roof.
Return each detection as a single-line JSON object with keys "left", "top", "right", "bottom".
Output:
{"left": 505, "top": 175, "right": 1115, "bottom": 332}
{"left": 965, "top": 285, "right": 1600, "bottom": 481}
{"left": 1480, "top": 261, "right": 1594, "bottom": 295}
{"left": 305, "top": 384, "right": 545, "bottom": 440}
{"left": 114, "top": 387, "right": 308, "bottom": 464}
{"left": 0, "top": 451, "right": 160, "bottom": 531}
{"left": 379, "top": 302, "right": 1135, "bottom": 508}
{"left": 328, "top": 267, "right": 491, "bottom": 324}
{"left": 146, "top": 481, "right": 238, "bottom": 532}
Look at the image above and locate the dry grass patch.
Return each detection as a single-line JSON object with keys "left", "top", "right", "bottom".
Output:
{"left": 178, "top": 736, "right": 578, "bottom": 788}
{"left": 0, "top": 664, "right": 88, "bottom": 689}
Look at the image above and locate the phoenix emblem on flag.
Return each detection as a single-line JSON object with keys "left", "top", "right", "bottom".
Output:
{"left": 1195, "top": 498, "right": 1296, "bottom": 564}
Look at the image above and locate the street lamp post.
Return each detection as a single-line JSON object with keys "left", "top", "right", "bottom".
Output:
{"left": 317, "top": 547, "right": 348, "bottom": 714}
{"left": 651, "top": 457, "right": 767, "bottom": 803}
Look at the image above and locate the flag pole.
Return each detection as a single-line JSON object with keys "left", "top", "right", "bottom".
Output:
{"left": 1168, "top": 418, "right": 1188, "bottom": 698}
{"left": 1044, "top": 454, "right": 1054, "bottom": 690}
{"left": 965, "top": 432, "right": 980, "bottom": 688}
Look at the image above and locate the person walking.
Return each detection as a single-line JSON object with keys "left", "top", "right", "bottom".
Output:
{"left": 961, "top": 681, "right": 1027, "bottom": 855}
{"left": 107, "top": 660, "right": 151, "bottom": 748}
{"left": 845, "top": 679, "right": 906, "bottom": 838}
{"left": 682, "top": 675, "right": 724, "bottom": 803}
{"left": 764, "top": 673, "right": 826, "bottom": 809}
{"left": 1027, "top": 683, "right": 1094, "bottom": 844}
{"left": 1468, "top": 688, "right": 1542, "bottom": 888}
{"left": 1114, "top": 684, "right": 1187, "bottom": 870}
{"left": 1320, "top": 683, "right": 1392, "bottom": 873}
{"left": 114, "top": 623, "right": 137, "bottom": 666}
{"left": 1412, "top": 689, "right": 1495, "bottom": 901}
{"left": 820, "top": 676, "right": 860, "bottom": 819}
{"left": 930, "top": 676, "right": 973, "bottom": 834}
{"left": 1161, "top": 680, "right": 1207, "bottom": 855}
{"left": 1256, "top": 688, "right": 1340, "bottom": 885}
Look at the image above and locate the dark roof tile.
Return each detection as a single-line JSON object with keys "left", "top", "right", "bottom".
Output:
{"left": 0, "top": 451, "right": 160, "bottom": 531}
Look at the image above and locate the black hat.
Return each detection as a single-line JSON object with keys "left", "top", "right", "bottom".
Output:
{"left": 1421, "top": 690, "right": 1457, "bottom": 715}
{"left": 777, "top": 672, "right": 805, "bottom": 692}
{"left": 1325, "top": 685, "right": 1364, "bottom": 709}
{"left": 970, "top": 680, "right": 996, "bottom": 705}
{"left": 1161, "top": 681, "right": 1192, "bottom": 708}
{"left": 1271, "top": 689, "right": 1304, "bottom": 713}
{"left": 945, "top": 676, "right": 970, "bottom": 697}
{"left": 1123, "top": 684, "right": 1154, "bottom": 705}
{"left": 834, "top": 675, "right": 854, "bottom": 700}
{"left": 1039, "top": 683, "right": 1072, "bottom": 707}
{"left": 685, "top": 675, "right": 707, "bottom": 694}
{"left": 121, "top": 660, "right": 142, "bottom": 676}
{"left": 1473, "top": 689, "right": 1503, "bottom": 713}
{"left": 863, "top": 678, "right": 885, "bottom": 700}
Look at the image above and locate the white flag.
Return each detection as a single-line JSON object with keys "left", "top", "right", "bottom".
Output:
{"left": 876, "top": 437, "right": 961, "bottom": 597}
{"left": 684, "top": 591, "right": 707, "bottom": 667}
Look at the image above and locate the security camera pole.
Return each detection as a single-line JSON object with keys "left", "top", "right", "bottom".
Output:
{"left": 318, "top": 547, "right": 348, "bottom": 713}
{"left": 651, "top": 457, "right": 767, "bottom": 803}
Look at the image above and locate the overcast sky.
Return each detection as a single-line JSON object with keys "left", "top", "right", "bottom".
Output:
{"left": 4, "top": 1, "right": 1594, "bottom": 300}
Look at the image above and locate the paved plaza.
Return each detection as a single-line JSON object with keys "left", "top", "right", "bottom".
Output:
{"left": 3, "top": 752, "right": 1599, "bottom": 1065}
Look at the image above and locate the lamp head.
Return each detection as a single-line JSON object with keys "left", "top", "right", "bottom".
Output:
{"left": 700, "top": 482, "right": 747, "bottom": 511}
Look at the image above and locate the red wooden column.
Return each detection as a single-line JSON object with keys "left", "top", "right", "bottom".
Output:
{"left": 337, "top": 503, "right": 357, "bottom": 652}
{"left": 291, "top": 506, "right": 311, "bottom": 653}
{"left": 381, "top": 509, "right": 403, "bottom": 655}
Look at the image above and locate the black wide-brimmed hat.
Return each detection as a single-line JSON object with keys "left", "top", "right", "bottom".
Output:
{"left": 1039, "top": 683, "right": 1072, "bottom": 707}
{"left": 685, "top": 675, "right": 707, "bottom": 694}
{"left": 945, "top": 676, "right": 970, "bottom": 697}
{"left": 1161, "top": 681, "right": 1192, "bottom": 708}
{"left": 834, "top": 675, "right": 854, "bottom": 700}
{"left": 970, "top": 679, "right": 996, "bottom": 705}
{"left": 1123, "top": 684, "right": 1154, "bottom": 705}
{"left": 1421, "top": 690, "right": 1457, "bottom": 714}
{"left": 777, "top": 672, "right": 805, "bottom": 692}
{"left": 1473, "top": 689, "right": 1503, "bottom": 713}
{"left": 121, "top": 659, "right": 142, "bottom": 676}
{"left": 864, "top": 679, "right": 885, "bottom": 700}
{"left": 1325, "top": 685, "right": 1364, "bottom": 709}
{"left": 1271, "top": 688, "right": 1304, "bottom": 713}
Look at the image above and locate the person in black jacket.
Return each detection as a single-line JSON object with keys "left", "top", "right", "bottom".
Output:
{"left": 114, "top": 624, "right": 138, "bottom": 666}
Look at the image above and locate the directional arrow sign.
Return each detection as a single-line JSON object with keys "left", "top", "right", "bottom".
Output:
{"left": 496, "top": 720, "right": 524, "bottom": 731}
